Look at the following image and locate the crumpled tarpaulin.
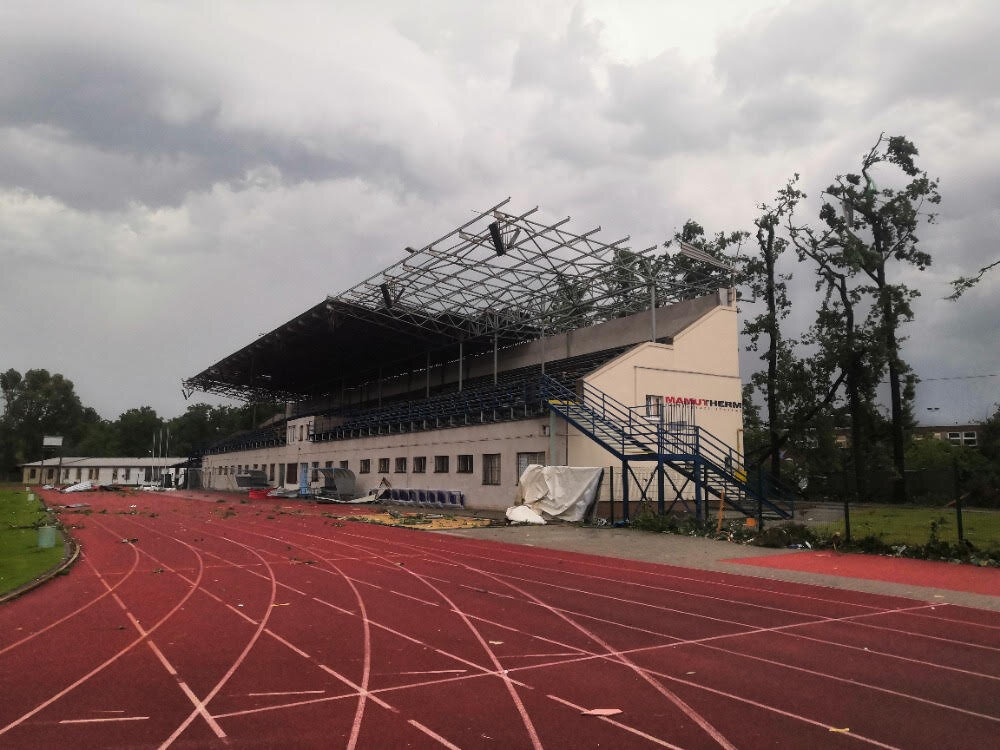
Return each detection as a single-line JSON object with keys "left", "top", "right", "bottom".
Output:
{"left": 508, "top": 465, "right": 603, "bottom": 523}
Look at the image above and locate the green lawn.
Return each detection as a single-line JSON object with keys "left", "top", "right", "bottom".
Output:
{"left": 0, "top": 487, "right": 66, "bottom": 596}
{"left": 818, "top": 505, "right": 1000, "bottom": 552}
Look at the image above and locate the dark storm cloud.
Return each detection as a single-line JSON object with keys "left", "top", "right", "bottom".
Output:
{"left": 0, "top": 40, "right": 445, "bottom": 211}
{"left": 0, "top": 0, "right": 996, "bottom": 422}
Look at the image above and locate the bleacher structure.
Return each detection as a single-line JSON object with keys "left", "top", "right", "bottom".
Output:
{"left": 187, "top": 199, "right": 796, "bottom": 520}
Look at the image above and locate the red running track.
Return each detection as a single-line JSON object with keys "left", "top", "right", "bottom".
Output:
{"left": 0, "top": 490, "right": 997, "bottom": 749}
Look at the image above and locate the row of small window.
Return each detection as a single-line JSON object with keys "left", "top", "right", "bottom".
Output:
{"left": 215, "top": 452, "right": 544, "bottom": 486}
{"left": 359, "top": 455, "right": 472, "bottom": 474}
{"left": 27, "top": 467, "right": 154, "bottom": 481}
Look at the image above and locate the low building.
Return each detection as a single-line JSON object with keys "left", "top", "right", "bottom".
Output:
{"left": 20, "top": 457, "right": 184, "bottom": 486}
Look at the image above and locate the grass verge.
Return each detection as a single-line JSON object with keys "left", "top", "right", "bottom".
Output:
{"left": 1, "top": 487, "right": 66, "bottom": 596}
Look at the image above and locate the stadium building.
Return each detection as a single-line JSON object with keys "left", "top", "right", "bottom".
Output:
{"left": 185, "top": 201, "right": 793, "bottom": 520}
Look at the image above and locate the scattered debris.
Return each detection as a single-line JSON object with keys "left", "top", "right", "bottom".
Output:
{"left": 829, "top": 727, "right": 850, "bottom": 733}
{"left": 488, "top": 640, "right": 504, "bottom": 645}
{"left": 581, "top": 708, "right": 622, "bottom": 717}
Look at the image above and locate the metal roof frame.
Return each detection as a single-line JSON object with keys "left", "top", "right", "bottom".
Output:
{"left": 184, "top": 199, "right": 724, "bottom": 401}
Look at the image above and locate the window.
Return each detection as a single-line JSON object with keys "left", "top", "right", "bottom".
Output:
{"left": 457, "top": 454, "right": 473, "bottom": 474}
{"left": 948, "top": 432, "right": 961, "bottom": 445}
{"left": 378, "top": 458, "right": 390, "bottom": 474}
{"left": 516, "top": 452, "right": 546, "bottom": 481}
{"left": 64, "top": 469, "right": 70, "bottom": 479}
{"left": 298, "top": 425, "right": 304, "bottom": 441}
{"left": 253, "top": 464, "right": 258, "bottom": 470}
{"left": 76, "top": 468, "right": 82, "bottom": 480}
{"left": 312, "top": 462, "right": 319, "bottom": 481}
{"left": 645, "top": 394, "right": 663, "bottom": 418}
{"left": 269, "top": 464, "right": 275, "bottom": 481}
{"left": 47, "top": 468, "right": 54, "bottom": 480}
{"left": 482, "top": 454, "right": 501, "bottom": 485}
{"left": 88, "top": 468, "right": 98, "bottom": 480}
{"left": 964, "top": 431, "right": 978, "bottom": 447}
{"left": 29, "top": 468, "right": 36, "bottom": 479}
{"left": 325, "top": 460, "right": 333, "bottom": 468}
{"left": 434, "top": 455, "right": 449, "bottom": 473}
{"left": 395, "top": 457, "right": 407, "bottom": 473}
{"left": 413, "top": 456, "right": 426, "bottom": 473}
{"left": 285, "top": 463, "right": 296, "bottom": 483}
{"left": 124, "top": 468, "right": 130, "bottom": 481}
{"left": 340, "top": 460, "right": 348, "bottom": 469}
{"left": 359, "top": 459, "right": 371, "bottom": 474}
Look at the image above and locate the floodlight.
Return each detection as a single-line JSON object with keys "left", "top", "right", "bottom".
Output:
{"left": 404, "top": 246, "right": 417, "bottom": 254}
{"left": 488, "top": 221, "right": 505, "bottom": 255}
{"left": 380, "top": 283, "right": 393, "bottom": 308}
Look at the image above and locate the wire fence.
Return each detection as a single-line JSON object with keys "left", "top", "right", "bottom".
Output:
{"left": 588, "top": 463, "right": 1000, "bottom": 553}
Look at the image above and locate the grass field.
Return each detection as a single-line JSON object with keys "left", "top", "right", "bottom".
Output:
{"left": 818, "top": 505, "right": 1000, "bottom": 552}
{"left": 0, "top": 487, "right": 65, "bottom": 596}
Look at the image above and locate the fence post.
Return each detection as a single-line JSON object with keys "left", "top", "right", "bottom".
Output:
{"left": 843, "top": 493, "right": 852, "bottom": 544}
{"left": 756, "top": 467, "right": 764, "bottom": 531}
{"left": 954, "top": 458, "right": 965, "bottom": 544}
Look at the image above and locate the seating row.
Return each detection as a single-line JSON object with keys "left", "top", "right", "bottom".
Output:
{"left": 383, "top": 488, "right": 465, "bottom": 508}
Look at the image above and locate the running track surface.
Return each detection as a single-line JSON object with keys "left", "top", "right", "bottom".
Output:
{"left": 727, "top": 551, "right": 1000, "bottom": 597}
{"left": 0, "top": 491, "right": 997, "bottom": 749}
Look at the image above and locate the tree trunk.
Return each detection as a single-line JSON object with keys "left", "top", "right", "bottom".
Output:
{"left": 764, "top": 234, "right": 781, "bottom": 483}
{"left": 877, "top": 266, "right": 908, "bottom": 502}
{"left": 839, "top": 280, "right": 868, "bottom": 501}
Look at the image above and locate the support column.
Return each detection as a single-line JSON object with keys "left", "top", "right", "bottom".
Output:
{"left": 693, "top": 458, "right": 703, "bottom": 522}
{"left": 377, "top": 367, "right": 382, "bottom": 407}
{"left": 548, "top": 410, "right": 556, "bottom": 466}
{"left": 426, "top": 351, "right": 431, "bottom": 398}
{"left": 621, "top": 459, "right": 630, "bottom": 522}
{"left": 458, "top": 341, "right": 464, "bottom": 392}
{"left": 493, "top": 333, "right": 498, "bottom": 384}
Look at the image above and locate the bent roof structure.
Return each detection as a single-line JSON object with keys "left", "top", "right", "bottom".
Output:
{"left": 185, "top": 199, "right": 725, "bottom": 402}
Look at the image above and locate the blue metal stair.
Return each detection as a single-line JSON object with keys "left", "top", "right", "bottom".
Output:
{"left": 540, "top": 375, "right": 795, "bottom": 521}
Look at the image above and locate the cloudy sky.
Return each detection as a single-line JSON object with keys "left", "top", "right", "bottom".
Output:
{"left": 1, "top": 0, "right": 997, "bottom": 425}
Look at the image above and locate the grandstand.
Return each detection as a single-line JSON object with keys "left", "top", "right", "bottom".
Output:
{"left": 185, "top": 200, "right": 794, "bottom": 519}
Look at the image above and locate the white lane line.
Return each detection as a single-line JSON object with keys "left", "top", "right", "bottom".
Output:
{"left": 397, "top": 670, "right": 467, "bottom": 675}
{"left": 60, "top": 716, "right": 149, "bottom": 724}
{"left": 547, "top": 694, "right": 684, "bottom": 749}
{"left": 247, "top": 690, "right": 326, "bottom": 697}
{"left": 176, "top": 682, "right": 227, "bottom": 739}
{"left": 408, "top": 720, "right": 463, "bottom": 750}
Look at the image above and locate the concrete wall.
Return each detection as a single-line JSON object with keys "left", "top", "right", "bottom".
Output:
{"left": 201, "top": 418, "right": 553, "bottom": 509}
{"left": 567, "top": 303, "right": 744, "bottom": 472}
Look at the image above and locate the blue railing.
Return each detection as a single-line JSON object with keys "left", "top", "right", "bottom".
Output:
{"left": 539, "top": 375, "right": 795, "bottom": 519}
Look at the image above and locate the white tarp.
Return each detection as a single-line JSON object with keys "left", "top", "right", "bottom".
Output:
{"left": 510, "top": 465, "right": 603, "bottom": 522}
{"left": 61, "top": 481, "right": 93, "bottom": 493}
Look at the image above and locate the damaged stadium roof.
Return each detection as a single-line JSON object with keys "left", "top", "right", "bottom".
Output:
{"left": 184, "top": 198, "right": 725, "bottom": 402}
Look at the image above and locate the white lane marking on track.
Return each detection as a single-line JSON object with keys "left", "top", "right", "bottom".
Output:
{"left": 547, "top": 694, "right": 685, "bottom": 750}
{"left": 408, "top": 719, "right": 463, "bottom": 750}
{"left": 86, "top": 522, "right": 226, "bottom": 739}
{"left": 397, "top": 669, "right": 467, "bottom": 675}
{"left": 154, "top": 532, "right": 279, "bottom": 750}
{"left": 176, "top": 682, "right": 227, "bottom": 739}
{"left": 0, "top": 531, "right": 212, "bottom": 742}
{"left": 247, "top": 690, "right": 325, "bottom": 697}
{"left": 698, "top": 642, "right": 1000, "bottom": 724}
{"left": 0, "top": 544, "right": 141, "bottom": 658}
{"left": 281, "top": 525, "right": 942, "bottom": 748}
{"left": 317, "top": 664, "right": 396, "bottom": 712}
{"left": 59, "top": 716, "right": 149, "bottom": 724}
